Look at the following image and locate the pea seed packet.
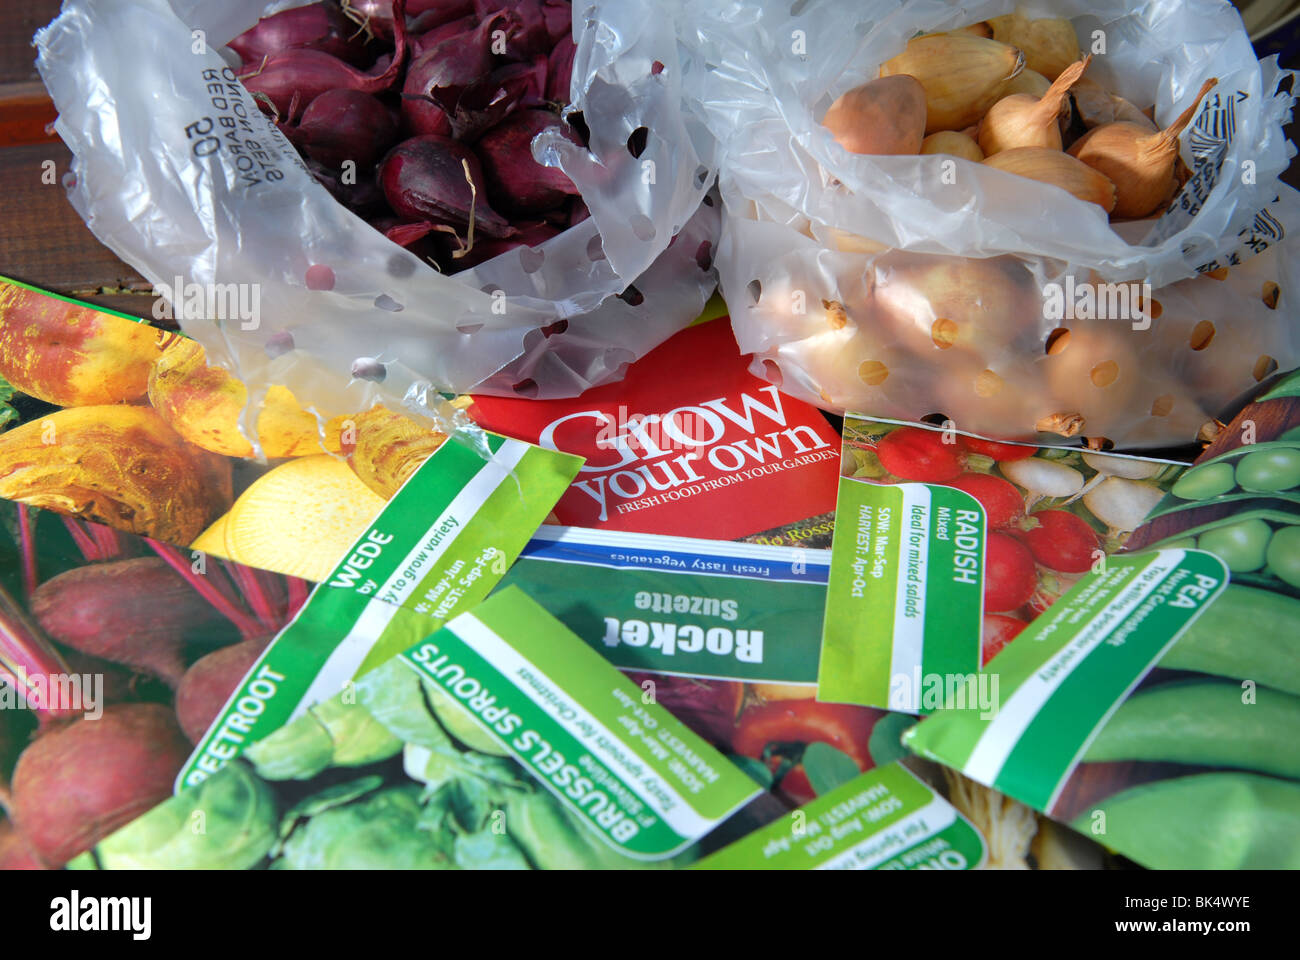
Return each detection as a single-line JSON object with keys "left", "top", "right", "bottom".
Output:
{"left": 695, "top": 761, "right": 986, "bottom": 870}
{"left": 178, "top": 433, "right": 582, "bottom": 789}
{"left": 468, "top": 318, "right": 842, "bottom": 547}
{"left": 68, "top": 588, "right": 762, "bottom": 869}
{"left": 905, "top": 382, "right": 1300, "bottom": 869}
{"left": 819, "top": 416, "right": 1186, "bottom": 714}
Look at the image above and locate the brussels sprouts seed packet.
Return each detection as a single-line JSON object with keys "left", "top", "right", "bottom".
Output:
{"left": 696, "top": 761, "right": 985, "bottom": 870}
{"left": 70, "top": 588, "right": 762, "bottom": 869}
{"left": 819, "top": 417, "right": 1187, "bottom": 714}
{"left": 178, "top": 433, "right": 582, "bottom": 790}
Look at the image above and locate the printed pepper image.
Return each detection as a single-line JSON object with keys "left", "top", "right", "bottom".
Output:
{"left": 733, "top": 699, "right": 887, "bottom": 806}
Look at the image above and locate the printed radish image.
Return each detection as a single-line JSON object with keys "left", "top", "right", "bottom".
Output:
{"left": 984, "top": 532, "right": 1038, "bottom": 612}
{"left": 944, "top": 472, "right": 1024, "bottom": 528}
{"left": 870, "top": 426, "right": 965, "bottom": 482}
{"left": 982, "top": 614, "right": 1027, "bottom": 665}
{"left": 1017, "top": 509, "right": 1099, "bottom": 573}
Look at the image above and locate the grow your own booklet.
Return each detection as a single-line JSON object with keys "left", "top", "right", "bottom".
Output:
{"left": 71, "top": 589, "right": 762, "bottom": 869}
{"left": 469, "top": 318, "right": 842, "bottom": 546}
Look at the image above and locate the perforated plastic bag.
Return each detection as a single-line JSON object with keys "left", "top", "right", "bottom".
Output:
{"left": 34, "top": 0, "right": 718, "bottom": 437}
{"left": 674, "top": 0, "right": 1300, "bottom": 447}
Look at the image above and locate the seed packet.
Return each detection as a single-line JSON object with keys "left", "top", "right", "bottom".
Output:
{"left": 492, "top": 524, "right": 910, "bottom": 808}
{"left": 178, "top": 433, "right": 582, "bottom": 788}
{"left": 819, "top": 416, "right": 1186, "bottom": 713}
{"left": 67, "top": 588, "right": 762, "bottom": 869}
{"left": 0, "top": 502, "right": 312, "bottom": 869}
{"left": 0, "top": 427, "right": 580, "bottom": 868}
{"left": 695, "top": 761, "right": 986, "bottom": 870}
{"left": 468, "top": 318, "right": 841, "bottom": 546}
{"left": 904, "top": 378, "right": 1300, "bottom": 868}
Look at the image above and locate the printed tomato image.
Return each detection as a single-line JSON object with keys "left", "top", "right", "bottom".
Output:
{"left": 733, "top": 699, "right": 885, "bottom": 806}
{"left": 873, "top": 426, "right": 965, "bottom": 482}
{"left": 981, "top": 614, "right": 1027, "bottom": 665}
{"left": 961, "top": 437, "right": 1038, "bottom": 461}
{"left": 984, "top": 532, "right": 1037, "bottom": 612}
{"left": 1018, "top": 510, "right": 1100, "bottom": 573}
{"left": 944, "top": 472, "right": 1024, "bottom": 528}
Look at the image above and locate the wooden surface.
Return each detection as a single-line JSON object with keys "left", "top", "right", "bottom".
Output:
{"left": 0, "top": 4, "right": 1297, "bottom": 329}
{"left": 0, "top": 0, "right": 159, "bottom": 320}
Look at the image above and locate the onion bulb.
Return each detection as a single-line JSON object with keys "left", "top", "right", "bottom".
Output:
{"left": 987, "top": 14, "right": 1080, "bottom": 81}
{"left": 1071, "top": 78, "right": 1157, "bottom": 131}
{"left": 1067, "top": 78, "right": 1217, "bottom": 219}
{"left": 870, "top": 253, "right": 1035, "bottom": 359}
{"left": 920, "top": 131, "right": 984, "bottom": 162}
{"left": 880, "top": 34, "right": 1025, "bottom": 133}
{"left": 978, "top": 55, "right": 1090, "bottom": 155}
{"left": 822, "top": 75, "right": 927, "bottom": 155}
{"left": 983, "top": 147, "right": 1117, "bottom": 212}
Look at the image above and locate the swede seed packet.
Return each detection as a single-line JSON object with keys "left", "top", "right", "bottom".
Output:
{"left": 180, "top": 433, "right": 582, "bottom": 788}
{"left": 696, "top": 761, "right": 986, "bottom": 871}
{"left": 69, "top": 589, "right": 762, "bottom": 869}
{"left": 819, "top": 416, "right": 1187, "bottom": 714}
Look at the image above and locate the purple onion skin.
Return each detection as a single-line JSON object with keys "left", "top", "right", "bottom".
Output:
{"left": 240, "top": 0, "right": 409, "bottom": 119}
{"left": 307, "top": 159, "right": 387, "bottom": 214}
{"left": 410, "top": 14, "right": 476, "bottom": 56}
{"left": 546, "top": 34, "right": 574, "bottom": 103}
{"left": 448, "top": 56, "right": 547, "bottom": 139}
{"left": 348, "top": 0, "right": 475, "bottom": 38}
{"left": 399, "top": 13, "right": 507, "bottom": 134}
{"left": 472, "top": 0, "right": 549, "bottom": 59}
{"left": 295, "top": 89, "right": 399, "bottom": 169}
{"left": 229, "top": 3, "right": 371, "bottom": 67}
{"left": 477, "top": 108, "right": 578, "bottom": 215}
{"left": 379, "top": 134, "right": 514, "bottom": 237}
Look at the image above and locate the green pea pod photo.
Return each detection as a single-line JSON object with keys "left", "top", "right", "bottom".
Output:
{"left": 1074, "top": 773, "right": 1300, "bottom": 870}
{"left": 1158, "top": 584, "right": 1300, "bottom": 696}
{"left": 1085, "top": 680, "right": 1300, "bottom": 779}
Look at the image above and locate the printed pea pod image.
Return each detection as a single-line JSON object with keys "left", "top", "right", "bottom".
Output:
{"left": 1147, "top": 437, "right": 1300, "bottom": 520}
{"left": 1143, "top": 508, "right": 1300, "bottom": 593}
{"left": 1084, "top": 679, "right": 1300, "bottom": 779}
{"left": 1072, "top": 773, "right": 1300, "bottom": 869}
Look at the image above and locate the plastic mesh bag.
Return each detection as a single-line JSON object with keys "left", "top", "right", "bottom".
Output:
{"left": 678, "top": 0, "right": 1298, "bottom": 446}
{"left": 34, "top": 0, "right": 718, "bottom": 437}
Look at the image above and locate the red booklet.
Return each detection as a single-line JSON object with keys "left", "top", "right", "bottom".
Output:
{"left": 470, "top": 319, "right": 841, "bottom": 545}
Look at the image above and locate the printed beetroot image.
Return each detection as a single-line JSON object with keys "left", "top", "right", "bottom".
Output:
{"left": 842, "top": 418, "right": 1187, "bottom": 661}
{"left": 0, "top": 502, "right": 312, "bottom": 869}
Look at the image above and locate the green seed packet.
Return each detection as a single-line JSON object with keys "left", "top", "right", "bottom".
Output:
{"left": 908, "top": 385, "right": 1300, "bottom": 868}
{"left": 71, "top": 588, "right": 763, "bottom": 869}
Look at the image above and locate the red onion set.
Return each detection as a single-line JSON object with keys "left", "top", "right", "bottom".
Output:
{"left": 232, "top": 0, "right": 582, "bottom": 272}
